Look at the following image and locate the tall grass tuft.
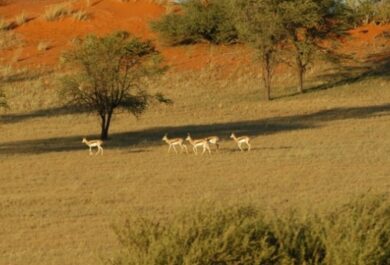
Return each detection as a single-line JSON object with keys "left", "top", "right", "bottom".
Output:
{"left": 15, "top": 12, "right": 28, "bottom": 26}
{"left": 0, "top": 18, "right": 12, "bottom": 31}
{"left": 43, "top": 3, "right": 72, "bottom": 21}
{"left": 110, "top": 194, "right": 390, "bottom": 265}
{"left": 72, "top": 10, "right": 89, "bottom": 21}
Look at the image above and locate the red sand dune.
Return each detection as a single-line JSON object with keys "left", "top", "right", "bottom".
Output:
{"left": 1, "top": 0, "right": 389, "bottom": 71}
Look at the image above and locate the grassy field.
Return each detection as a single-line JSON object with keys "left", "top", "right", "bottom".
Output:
{"left": 0, "top": 63, "right": 389, "bottom": 264}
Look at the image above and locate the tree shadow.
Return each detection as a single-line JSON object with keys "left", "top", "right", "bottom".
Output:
{"left": 274, "top": 50, "right": 390, "bottom": 100}
{"left": 306, "top": 51, "right": 390, "bottom": 93}
{"left": 1, "top": 68, "right": 54, "bottom": 84}
{"left": 1, "top": 103, "right": 389, "bottom": 156}
{"left": 0, "top": 106, "right": 87, "bottom": 124}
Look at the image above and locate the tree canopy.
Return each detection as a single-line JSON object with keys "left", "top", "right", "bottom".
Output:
{"left": 60, "top": 31, "right": 170, "bottom": 140}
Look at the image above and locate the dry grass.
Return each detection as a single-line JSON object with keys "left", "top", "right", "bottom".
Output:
{"left": 43, "top": 3, "right": 72, "bottom": 21}
{"left": 0, "top": 17, "right": 12, "bottom": 31}
{"left": 72, "top": 10, "right": 90, "bottom": 21}
{"left": 0, "top": 30, "right": 23, "bottom": 49}
{"left": 15, "top": 12, "right": 28, "bottom": 26}
{"left": 0, "top": 64, "right": 389, "bottom": 265}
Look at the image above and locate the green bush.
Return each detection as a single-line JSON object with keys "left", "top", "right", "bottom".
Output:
{"left": 374, "top": 1, "right": 390, "bottom": 24}
{"left": 151, "top": 0, "right": 238, "bottom": 45}
{"left": 110, "top": 195, "right": 390, "bottom": 265}
{"left": 323, "top": 194, "right": 390, "bottom": 265}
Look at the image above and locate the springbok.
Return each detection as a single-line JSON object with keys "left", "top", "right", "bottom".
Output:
{"left": 82, "top": 138, "right": 104, "bottom": 155}
{"left": 206, "top": 136, "right": 220, "bottom": 150}
{"left": 230, "top": 133, "right": 251, "bottom": 152}
{"left": 162, "top": 134, "right": 188, "bottom": 154}
{"left": 185, "top": 133, "right": 211, "bottom": 155}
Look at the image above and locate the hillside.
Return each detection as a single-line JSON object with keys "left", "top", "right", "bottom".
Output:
{"left": 0, "top": 0, "right": 389, "bottom": 71}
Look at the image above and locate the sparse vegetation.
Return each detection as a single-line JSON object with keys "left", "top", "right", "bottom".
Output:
{"left": 111, "top": 195, "right": 390, "bottom": 265}
{"left": 0, "top": 30, "right": 22, "bottom": 49}
{"left": 0, "top": 17, "right": 12, "bottom": 31}
{"left": 152, "top": 0, "right": 353, "bottom": 99}
{"left": 72, "top": 10, "right": 90, "bottom": 21}
{"left": 43, "top": 3, "right": 72, "bottom": 21}
{"left": 15, "top": 12, "right": 28, "bottom": 26}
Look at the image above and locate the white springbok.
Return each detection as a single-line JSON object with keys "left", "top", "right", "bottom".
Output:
{"left": 206, "top": 136, "right": 220, "bottom": 150}
{"left": 82, "top": 138, "right": 104, "bottom": 155}
{"left": 185, "top": 133, "right": 211, "bottom": 155}
{"left": 162, "top": 134, "right": 188, "bottom": 154}
{"left": 230, "top": 133, "right": 251, "bottom": 152}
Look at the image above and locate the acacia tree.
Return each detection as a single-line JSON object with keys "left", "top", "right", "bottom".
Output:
{"left": 280, "top": 0, "right": 349, "bottom": 93}
{"left": 61, "top": 32, "right": 169, "bottom": 140}
{"left": 234, "top": 0, "right": 285, "bottom": 100}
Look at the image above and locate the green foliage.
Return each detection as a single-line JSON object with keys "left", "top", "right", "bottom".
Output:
{"left": 346, "top": 0, "right": 390, "bottom": 25}
{"left": 279, "top": 0, "right": 350, "bottom": 93}
{"left": 110, "top": 195, "right": 390, "bottom": 265}
{"left": 151, "top": 0, "right": 238, "bottom": 45}
{"left": 233, "top": 0, "right": 286, "bottom": 100}
{"left": 60, "top": 31, "right": 169, "bottom": 139}
{"left": 323, "top": 194, "right": 390, "bottom": 265}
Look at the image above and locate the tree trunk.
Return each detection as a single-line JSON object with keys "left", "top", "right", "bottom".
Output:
{"left": 296, "top": 55, "right": 305, "bottom": 94}
{"left": 262, "top": 51, "right": 272, "bottom": 101}
{"left": 100, "top": 111, "right": 113, "bottom": 140}
{"left": 297, "top": 64, "right": 304, "bottom": 94}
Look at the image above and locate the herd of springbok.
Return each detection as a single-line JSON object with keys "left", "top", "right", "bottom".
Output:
{"left": 81, "top": 133, "right": 251, "bottom": 156}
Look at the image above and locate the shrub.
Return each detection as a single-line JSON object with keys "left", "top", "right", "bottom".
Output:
{"left": 110, "top": 194, "right": 390, "bottom": 265}
{"left": 151, "top": 0, "right": 238, "bottom": 45}
{"left": 111, "top": 205, "right": 280, "bottom": 265}
{"left": 374, "top": 0, "right": 390, "bottom": 24}
{"left": 323, "top": 194, "right": 390, "bottom": 265}
{"left": 43, "top": 3, "right": 72, "bottom": 21}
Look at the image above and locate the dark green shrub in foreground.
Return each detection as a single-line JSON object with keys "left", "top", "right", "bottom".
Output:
{"left": 109, "top": 195, "right": 390, "bottom": 265}
{"left": 323, "top": 194, "right": 390, "bottom": 265}
{"left": 151, "top": 0, "right": 238, "bottom": 45}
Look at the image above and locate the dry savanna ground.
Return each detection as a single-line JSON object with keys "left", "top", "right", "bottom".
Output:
{"left": 0, "top": 0, "right": 389, "bottom": 264}
{"left": 0, "top": 61, "right": 389, "bottom": 265}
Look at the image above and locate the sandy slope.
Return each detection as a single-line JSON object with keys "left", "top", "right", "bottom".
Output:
{"left": 1, "top": 0, "right": 389, "bottom": 70}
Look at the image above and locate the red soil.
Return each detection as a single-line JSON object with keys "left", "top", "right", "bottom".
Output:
{"left": 341, "top": 23, "right": 390, "bottom": 59}
{"left": 0, "top": 0, "right": 389, "bottom": 71}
